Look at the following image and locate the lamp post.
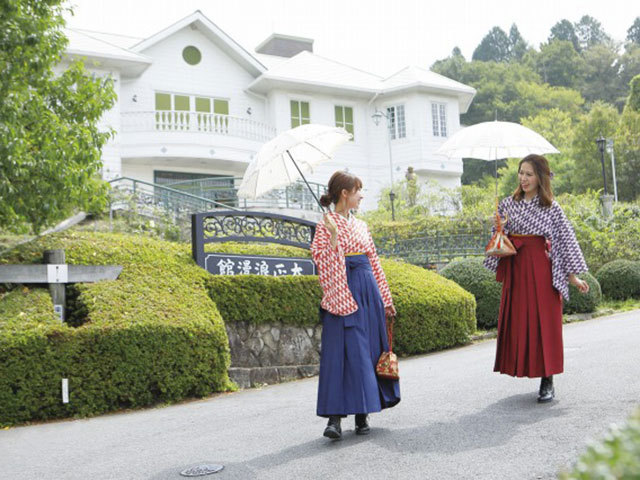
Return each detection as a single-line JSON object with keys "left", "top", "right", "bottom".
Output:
{"left": 372, "top": 108, "right": 396, "bottom": 221}
{"left": 596, "top": 136, "right": 614, "bottom": 218}
{"left": 606, "top": 139, "right": 618, "bottom": 202}
{"left": 595, "top": 136, "right": 608, "bottom": 196}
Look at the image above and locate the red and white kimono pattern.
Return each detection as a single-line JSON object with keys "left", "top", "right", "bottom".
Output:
{"left": 311, "top": 212, "right": 393, "bottom": 316}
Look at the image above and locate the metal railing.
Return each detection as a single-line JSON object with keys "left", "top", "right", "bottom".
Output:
{"left": 377, "top": 226, "right": 492, "bottom": 266}
{"left": 121, "top": 111, "right": 277, "bottom": 142}
{"left": 164, "top": 176, "right": 326, "bottom": 213}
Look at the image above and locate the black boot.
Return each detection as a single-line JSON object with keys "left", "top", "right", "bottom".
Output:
{"left": 355, "top": 414, "right": 370, "bottom": 435}
{"left": 323, "top": 416, "right": 342, "bottom": 439}
{"left": 538, "top": 376, "right": 554, "bottom": 403}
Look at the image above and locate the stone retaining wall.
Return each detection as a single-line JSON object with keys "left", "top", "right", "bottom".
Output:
{"left": 225, "top": 321, "right": 322, "bottom": 388}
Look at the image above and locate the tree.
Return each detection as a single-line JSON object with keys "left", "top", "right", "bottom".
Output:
{"left": 535, "top": 40, "right": 585, "bottom": 88}
{"left": 617, "top": 48, "right": 640, "bottom": 108}
{"left": 615, "top": 107, "right": 640, "bottom": 200}
{"left": 549, "top": 19, "right": 581, "bottom": 52}
{"left": 0, "top": 0, "right": 115, "bottom": 233}
{"left": 626, "top": 17, "right": 640, "bottom": 46}
{"left": 626, "top": 74, "right": 640, "bottom": 112}
{"left": 430, "top": 47, "right": 466, "bottom": 81}
{"left": 472, "top": 26, "right": 512, "bottom": 62}
{"left": 521, "top": 109, "right": 577, "bottom": 195}
{"left": 580, "top": 44, "right": 622, "bottom": 106}
{"left": 574, "top": 15, "right": 611, "bottom": 51}
{"left": 571, "top": 102, "right": 619, "bottom": 194}
{"left": 508, "top": 24, "right": 528, "bottom": 61}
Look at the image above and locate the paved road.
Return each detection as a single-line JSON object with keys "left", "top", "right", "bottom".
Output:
{"left": 2, "top": 311, "right": 639, "bottom": 480}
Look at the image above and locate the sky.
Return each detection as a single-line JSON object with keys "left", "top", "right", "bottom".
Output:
{"left": 64, "top": 0, "right": 638, "bottom": 77}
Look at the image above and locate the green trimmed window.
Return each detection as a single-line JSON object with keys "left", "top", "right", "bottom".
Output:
{"left": 290, "top": 100, "right": 310, "bottom": 128}
{"left": 335, "top": 105, "right": 354, "bottom": 140}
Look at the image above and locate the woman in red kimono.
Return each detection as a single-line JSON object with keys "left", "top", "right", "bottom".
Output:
{"left": 484, "top": 154, "right": 590, "bottom": 402}
{"left": 311, "top": 171, "right": 400, "bottom": 440}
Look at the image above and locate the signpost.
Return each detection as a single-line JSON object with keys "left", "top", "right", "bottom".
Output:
{"left": 0, "top": 249, "right": 122, "bottom": 321}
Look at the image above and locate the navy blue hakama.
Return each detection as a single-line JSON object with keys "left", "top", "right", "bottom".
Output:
{"left": 316, "top": 254, "right": 401, "bottom": 417}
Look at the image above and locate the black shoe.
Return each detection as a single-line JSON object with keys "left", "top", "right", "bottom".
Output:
{"left": 323, "top": 416, "right": 342, "bottom": 439}
{"left": 538, "top": 376, "right": 555, "bottom": 403}
{"left": 355, "top": 414, "right": 370, "bottom": 435}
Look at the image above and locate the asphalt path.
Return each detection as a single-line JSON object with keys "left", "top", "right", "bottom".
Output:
{"left": 2, "top": 310, "right": 639, "bottom": 480}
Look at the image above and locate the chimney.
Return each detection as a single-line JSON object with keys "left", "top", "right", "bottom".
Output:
{"left": 255, "top": 33, "right": 313, "bottom": 58}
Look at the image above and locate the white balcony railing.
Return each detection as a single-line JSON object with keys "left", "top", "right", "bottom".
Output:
{"left": 121, "top": 111, "right": 277, "bottom": 143}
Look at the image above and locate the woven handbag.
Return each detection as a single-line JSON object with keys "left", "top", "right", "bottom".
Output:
{"left": 376, "top": 317, "right": 399, "bottom": 380}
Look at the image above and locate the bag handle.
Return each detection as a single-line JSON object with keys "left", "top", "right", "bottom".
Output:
{"left": 386, "top": 316, "right": 395, "bottom": 353}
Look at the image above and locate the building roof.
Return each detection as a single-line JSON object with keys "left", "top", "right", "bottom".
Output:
{"left": 64, "top": 11, "right": 475, "bottom": 110}
{"left": 64, "top": 28, "right": 151, "bottom": 77}
{"left": 248, "top": 50, "right": 383, "bottom": 97}
{"left": 130, "top": 10, "right": 266, "bottom": 77}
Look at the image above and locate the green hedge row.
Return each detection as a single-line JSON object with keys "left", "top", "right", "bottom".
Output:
{"left": 207, "top": 257, "right": 477, "bottom": 356}
{"left": 595, "top": 259, "right": 640, "bottom": 300}
{"left": 440, "top": 258, "right": 502, "bottom": 329}
{"left": 440, "top": 258, "right": 602, "bottom": 324}
{"left": 0, "top": 232, "right": 231, "bottom": 427}
{"left": 1, "top": 231, "right": 476, "bottom": 426}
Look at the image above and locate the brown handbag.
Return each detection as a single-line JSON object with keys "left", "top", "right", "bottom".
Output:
{"left": 485, "top": 210, "right": 516, "bottom": 257}
{"left": 376, "top": 316, "right": 399, "bottom": 380}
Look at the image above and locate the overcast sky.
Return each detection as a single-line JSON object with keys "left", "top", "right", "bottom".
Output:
{"left": 64, "top": 0, "right": 638, "bottom": 77}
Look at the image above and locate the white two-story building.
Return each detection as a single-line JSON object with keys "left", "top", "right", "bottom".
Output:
{"left": 61, "top": 10, "right": 475, "bottom": 212}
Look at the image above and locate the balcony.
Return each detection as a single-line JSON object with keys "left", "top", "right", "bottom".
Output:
{"left": 119, "top": 111, "right": 277, "bottom": 162}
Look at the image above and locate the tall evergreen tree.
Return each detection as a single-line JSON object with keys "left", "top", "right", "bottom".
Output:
{"left": 574, "top": 15, "right": 611, "bottom": 51}
{"left": 627, "top": 17, "right": 640, "bottom": 46}
{"left": 472, "top": 26, "right": 512, "bottom": 62}
{"left": 549, "top": 19, "right": 581, "bottom": 52}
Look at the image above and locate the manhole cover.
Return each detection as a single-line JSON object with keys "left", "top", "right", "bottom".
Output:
{"left": 180, "top": 464, "right": 224, "bottom": 477}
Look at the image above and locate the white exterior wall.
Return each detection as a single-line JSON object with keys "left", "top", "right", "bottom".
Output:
{"left": 122, "top": 27, "right": 266, "bottom": 121}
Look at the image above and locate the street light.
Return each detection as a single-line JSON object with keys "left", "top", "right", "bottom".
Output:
{"left": 595, "top": 136, "right": 608, "bottom": 196}
{"left": 372, "top": 108, "right": 396, "bottom": 221}
{"left": 606, "top": 139, "right": 618, "bottom": 202}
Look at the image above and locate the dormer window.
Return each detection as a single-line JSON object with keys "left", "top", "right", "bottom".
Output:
{"left": 182, "top": 46, "right": 202, "bottom": 65}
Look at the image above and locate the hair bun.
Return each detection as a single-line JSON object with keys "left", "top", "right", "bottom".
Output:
{"left": 319, "top": 194, "right": 333, "bottom": 208}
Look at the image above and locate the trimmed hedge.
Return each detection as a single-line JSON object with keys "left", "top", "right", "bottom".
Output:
{"left": 595, "top": 260, "right": 640, "bottom": 300}
{"left": 207, "top": 257, "right": 476, "bottom": 357}
{"left": 439, "top": 257, "right": 501, "bottom": 329}
{"left": 0, "top": 232, "right": 231, "bottom": 426}
{"left": 560, "top": 407, "right": 640, "bottom": 479}
{"left": 382, "top": 260, "right": 476, "bottom": 355}
{"left": 563, "top": 272, "right": 602, "bottom": 314}
{"left": 1, "top": 232, "right": 476, "bottom": 426}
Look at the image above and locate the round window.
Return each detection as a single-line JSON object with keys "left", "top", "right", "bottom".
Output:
{"left": 182, "top": 46, "right": 201, "bottom": 65}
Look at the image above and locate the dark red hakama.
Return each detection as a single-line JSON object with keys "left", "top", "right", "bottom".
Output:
{"left": 495, "top": 235, "right": 564, "bottom": 378}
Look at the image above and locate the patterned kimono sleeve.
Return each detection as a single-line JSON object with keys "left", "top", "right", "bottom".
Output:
{"left": 366, "top": 225, "right": 394, "bottom": 308}
{"left": 310, "top": 221, "right": 348, "bottom": 309}
{"left": 483, "top": 198, "right": 509, "bottom": 273}
{"left": 549, "top": 202, "right": 588, "bottom": 300}
{"left": 550, "top": 202, "right": 588, "bottom": 276}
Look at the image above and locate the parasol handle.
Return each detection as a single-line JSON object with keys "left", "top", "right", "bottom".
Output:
{"left": 286, "top": 150, "right": 325, "bottom": 212}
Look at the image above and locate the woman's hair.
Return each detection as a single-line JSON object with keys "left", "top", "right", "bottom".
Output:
{"left": 512, "top": 154, "right": 554, "bottom": 207}
{"left": 319, "top": 171, "right": 363, "bottom": 207}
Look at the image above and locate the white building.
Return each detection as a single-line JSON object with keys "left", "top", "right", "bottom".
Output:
{"left": 61, "top": 11, "right": 475, "bottom": 212}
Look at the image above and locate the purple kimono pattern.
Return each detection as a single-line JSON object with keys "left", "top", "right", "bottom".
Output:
{"left": 483, "top": 195, "right": 588, "bottom": 300}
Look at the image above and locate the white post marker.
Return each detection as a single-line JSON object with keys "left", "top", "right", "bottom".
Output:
{"left": 62, "top": 378, "right": 69, "bottom": 404}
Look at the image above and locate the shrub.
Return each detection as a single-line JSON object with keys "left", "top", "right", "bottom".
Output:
{"left": 381, "top": 260, "right": 476, "bottom": 355}
{"left": 207, "top": 257, "right": 476, "bottom": 357}
{"left": 559, "top": 407, "right": 640, "bottom": 479}
{"left": 595, "top": 260, "right": 640, "bottom": 300}
{"left": 563, "top": 272, "right": 602, "bottom": 314}
{"left": 439, "top": 257, "right": 501, "bottom": 329}
{"left": 0, "top": 232, "right": 231, "bottom": 426}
